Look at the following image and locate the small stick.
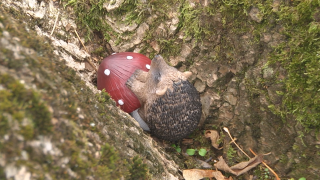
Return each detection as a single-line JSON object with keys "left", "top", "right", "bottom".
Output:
{"left": 51, "top": 11, "right": 60, "bottom": 36}
{"left": 223, "top": 127, "right": 250, "bottom": 158}
{"left": 224, "top": 127, "right": 279, "bottom": 179}
{"left": 249, "top": 148, "right": 280, "bottom": 180}
{"left": 74, "top": 29, "right": 98, "bottom": 72}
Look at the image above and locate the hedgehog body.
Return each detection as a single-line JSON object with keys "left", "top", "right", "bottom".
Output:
{"left": 147, "top": 80, "right": 201, "bottom": 141}
{"left": 126, "top": 55, "right": 201, "bottom": 141}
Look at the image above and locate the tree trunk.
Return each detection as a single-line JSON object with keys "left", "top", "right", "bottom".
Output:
{"left": 1, "top": 0, "right": 319, "bottom": 179}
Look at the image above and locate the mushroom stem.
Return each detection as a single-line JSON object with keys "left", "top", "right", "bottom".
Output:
{"left": 131, "top": 109, "right": 150, "bottom": 131}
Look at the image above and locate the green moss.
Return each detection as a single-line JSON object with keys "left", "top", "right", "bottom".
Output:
{"left": 268, "top": 1, "right": 320, "bottom": 130}
{"left": 69, "top": 150, "right": 90, "bottom": 174}
{"left": 0, "top": 74, "right": 52, "bottom": 138}
{"left": 63, "top": 0, "right": 117, "bottom": 41}
{"left": 19, "top": 124, "right": 35, "bottom": 140}
{"left": 96, "top": 89, "right": 112, "bottom": 104}
{"left": 226, "top": 145, "right": 236, "bottom": 162}
{"left": 225, "top": 1, "right": 320, "bottom": 132}
{"left": 95, "top": 143, "right": 128, "bottom": 179}
{"left": 0, "top": 114, "right": 9, "bottom": 137}
{"left": 0, "top": 167, "right": 4, "bottom": 180}
{"left": 0, "top": 5, "right": 156, "bottom": 179}
{"left": 113, "top": 0, "right": 147, "bottom": 25}
{"left": 177, "top": 3, "right": 204, "bottom": 42}
{"left": 28, "top": 91, "right": 53, "bottom": 135}
{"left": 253, "top": 166, "right": 272, "bottom": 180}
{"left": 178, "top": 0, "right": 252, "bottom": 41}
{"left": 92, "top": 46, "right": 106, "bottom": 57}
{"left": 128, "top": 156, "right": 149, "bottom": 180}
{"left": 158, "top": 39, "right": 182, "bottom": 58}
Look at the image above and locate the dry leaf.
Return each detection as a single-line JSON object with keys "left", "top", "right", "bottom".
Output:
{"left": 212, "top": 171, "right": 227, "bottom": 180}
{"left": 65, "top": 23, "right": 72, "bottom": 31}
{"left": 183, "top": 169, "right": 214, "bottom": 180}
{"left": 205, "top": 130, "right": 223, "bottom": 149}
{"left": 183, "top": 169, "right": 228, "bottom": 180}
{"left": 214, "top": 155, "right": 263, "bottom": 176}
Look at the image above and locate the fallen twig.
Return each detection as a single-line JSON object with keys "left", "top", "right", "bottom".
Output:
{"left": 223, "top": 127, "right": 250, "bottom": 158}
{"left": 249, "top": 148, "right": 280, "bottom": 180}
{"left": 50, "top": 11, "right": 60, "bottom": 36}
{"left": 223, "top": 127, "right": 279, "bottom": 179}
{"left": 74, "top": 29, "right": 98, "bottom": 72}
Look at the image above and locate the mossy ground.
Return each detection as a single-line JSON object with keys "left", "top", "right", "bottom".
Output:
{"left": 0, "top": 5, "right": 150, "bottom": 179}
{"left": 270, "top": 1, "right": 320, "bottom": 130}
{"left": 0, "top": 74, "right": 52, "bottom": 139}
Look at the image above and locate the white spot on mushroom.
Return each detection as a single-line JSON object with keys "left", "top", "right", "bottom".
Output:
{"left": 118, "top": 99, "right": 124, "bottom": 105}
{"left": 146, "top": 64, "right": 151, "bottom": 69}
{"left": 112, "top": 53, "right": 116, "bottom": 55}
{"left": 126, "top": 56, "right": 133, "bottom": 60}
{"left": 104, "top": 69, "right": 110, "bottom": 76}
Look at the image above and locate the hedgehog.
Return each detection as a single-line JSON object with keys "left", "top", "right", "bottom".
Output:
{"left": 126, "top": 55, "right": 201, "bottom": 141}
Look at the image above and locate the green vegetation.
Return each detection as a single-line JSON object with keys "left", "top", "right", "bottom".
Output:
{"left": 226, "top": 146, "right": 236, "bottom": 161}
{"left": 254, "top": 167, "right": 271, "bottom": 180}
{"left": 186, "top": 148, "right": 196, "bottom": 155}
{"left": 206, "top": 0, "right": 320, "bottom": 131}
{"left": 178, "top": 3, "right": 205, "bottom": 42}
{"left": 62, "top": 0, "right": 149, "bottom": 42}
{"left": 96, "top": 89, "right": 112, "bottom": 104}
{"left": 61, "top": 0, "right": 320, "bottom": 131}
{"left": 270, "top": 1, "right": 320, "bottom": 130}
{"left": 128, "top": 156, "right": 149, "bottom": 180}
{"left": 193, "top": 1, "right": 320, "bottom": 132}
{"left": 0, "top": 74, "right": 52, "bottom": 139}
{"left": 0, "top": 5, "right": 152, "bottom": 179}
{"left": 185, "top": 148, "right": 207, "bottom": 156}
{"left": 262, "top": 168, "right": 270, "bottom": 180}
{"left": 95, "top": 143, "right": 127, "bottom": 178}
{"left": 171, "top": 144, "right": 182, "bottom": 153}
{"left": 112, "top": 0, "right": 148, "bottom": 25}
{"left": 64, "top": 0, "right": 116, "bottom": 41}
{"left": 172, "top": 144, "right": 207, "bottom": 156}
{"left": 198, "top": 148, "right": 207, "bottom": 156}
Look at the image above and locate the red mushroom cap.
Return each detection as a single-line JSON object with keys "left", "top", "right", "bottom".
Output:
{"left": 97, "top": 52, "right": 151, "bottom": 113}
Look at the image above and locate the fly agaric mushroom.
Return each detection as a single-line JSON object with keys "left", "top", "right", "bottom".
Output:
{"left": 97, "top": 52, "right": 151, "bottom": 113}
